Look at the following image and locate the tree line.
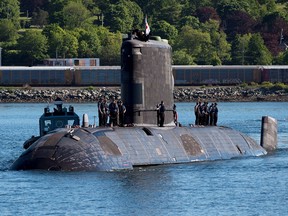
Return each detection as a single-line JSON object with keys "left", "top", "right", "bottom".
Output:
{"left": 0, "top": 0, "right": 288, "bottom": 66}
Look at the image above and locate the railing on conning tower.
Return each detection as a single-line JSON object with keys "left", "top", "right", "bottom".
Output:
{"left": 133, "top": 109, "right": 174, "bottom": 116}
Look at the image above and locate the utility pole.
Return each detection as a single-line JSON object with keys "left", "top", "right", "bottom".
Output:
{"left": 101, "top": 13, "right": 104, "bottom": 26}
{"left": 241, "top": 40, "right": 245, "bottom": 65}
{"left": 0, "top": 47, "right": 2, "bottom": 66}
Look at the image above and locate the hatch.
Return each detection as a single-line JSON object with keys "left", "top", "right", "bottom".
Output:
{"left": 142, "top": 127, "right": 153, "bottom": 136}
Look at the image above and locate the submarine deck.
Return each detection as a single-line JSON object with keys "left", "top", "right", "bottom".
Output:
{"left": 11, "top": 125, "right": 267, "bottom": 171}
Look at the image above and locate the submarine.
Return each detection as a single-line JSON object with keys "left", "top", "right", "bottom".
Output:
{"left": 11, "top": 33, "right": 278, "bottom": 171}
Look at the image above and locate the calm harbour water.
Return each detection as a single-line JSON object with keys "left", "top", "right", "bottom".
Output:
{"left": 0, "top": 102, "right": 287, "bottom": 216}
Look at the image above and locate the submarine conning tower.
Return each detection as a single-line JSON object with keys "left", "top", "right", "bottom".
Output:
{"left": 121, "top": 37, "right": 174, "bottom": 125}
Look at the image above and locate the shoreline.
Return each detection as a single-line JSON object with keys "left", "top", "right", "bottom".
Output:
{"left": 1, "top": 86, "right": 288, "bottom": 103}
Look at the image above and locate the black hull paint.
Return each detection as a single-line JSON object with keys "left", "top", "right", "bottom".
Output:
{"left": 11, "top": 126, "right": 267, "bottom": 171}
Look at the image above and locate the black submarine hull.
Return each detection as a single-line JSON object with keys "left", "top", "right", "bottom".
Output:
{"left": 12, "top": 125, "right": 269, "bottom": 171}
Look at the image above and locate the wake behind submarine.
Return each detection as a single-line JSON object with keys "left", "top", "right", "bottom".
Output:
{"left": 11, "top": 33, "right": 278, "bottom": 171}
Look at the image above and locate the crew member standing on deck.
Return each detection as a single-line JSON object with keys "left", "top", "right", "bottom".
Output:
{"left": 213, "top": 103, "right": 218, "bottom": 126}
{"left": 156, "top": 103, "right": 160, "bottom": 126}
{"left": 109, "top": 97, "right": 119, "bottom": 127}
{"left": 209, "top": 103, "right": 214, "bottom": 126}
{"left": 194, "top": 101, "right": 201, "bottom": 125}
{"left": 159, "top": 101, "right": 166, "bottom": 127}
{"left": 173, "top": 104, "right": 178, "bottom": 125}
{"left": 102, "top": 98, "right": 109, "bottom": 126}
{"left": 118, "top": 100, "right": 126, "bottom": 127}
{"left": 98, "top": 97, "right": 103, "bottom": 126}
{"left": 202, "top": 102, "right": 209, "bottom": 126}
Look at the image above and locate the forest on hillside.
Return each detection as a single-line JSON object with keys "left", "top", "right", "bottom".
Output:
{"left": 0, "top": 0, "right": 288, "bottom": 66}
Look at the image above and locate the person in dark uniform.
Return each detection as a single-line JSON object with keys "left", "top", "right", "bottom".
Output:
{"left": 202, "top": 102, "right": 209, "bottom": 126}
{"left": 194, "top": 101, "right": 201, "bottom": 125}
{"left": 158, "top": 101, "right": 166, "bottom": 127}
{"left": 173, "top": 104, "right": 178, "bottom": 125}
{"left": 108, "top": 97, "right": 119, "bottom": 127}
{"left": 117, "top": 100, "right": 126, "bottom": 127}
{"left": 132, "top": 29, "right": 149, "bottom": 41}
{"left": 101, "top": 98, "right": 109, "bottom": 126}
{"left": 194, "top": 102, "right": 198, "bottom": 125}
{"left": 156, "top": 103, "right": 160, "bottom": 126}
{"left": 54, "top": 97, "right": 63, "bottom": 114}
{"left": 213, "top": 103, "right": 218, "bottom": 126}
{"left": 209, "top": 103, "right": 214, "bottom": 126}
{"left": 209, "top": 103, "right": 219, "bottom": 126}
{"left": 98, "top": 97, "right": 109, "bottom": 126}
{"left": 98, "top": 97, "right": 103, "bottom": 126}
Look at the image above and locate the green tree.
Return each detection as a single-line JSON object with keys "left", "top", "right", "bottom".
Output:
{"left": 273, "top": 51, "right": 284, "bottom": 64}
{"left": 242, "top": 0, "right": 261, "bottom": 18}
{"left": 179, "top": 16, "right": 201, "bottom": 29}
{"left": 104, "top": 0, "right": 143, "bottom": 33}
{"left": 201, "top": 20, "right": 231, "bottom": 64}
{"left": 246, "top": 33, "right": 273, "bottom": 64}
{"left": 152, "top": 20, "right": 178, "bottom": 45}
{"left": 73, "top": 27, "right": 101, "bottom": 58}
{"left": 0, "top": 19, "right": 19, "bottom": 46}
{"left": 174, "top": 25, "right": 214, "bottom": 65}
{"left": 182, "top": 0, "right": 213, "bottom": 16}
{"left": 0, "top": 0, "right": 20, "bottom": 28}
{"left": 31, "top": 8, "right": 49, "bottom": 27}
{"left": 17, "top": 30, "right": 48, "bottom": 65}
{"left": 172, "top": 50, "right": 195, "bottom": 65}
{"left": 97, "top": 29, "right": 122, "bottom": 65}
{"left": 43, "top": 24, "right": 66, "bottom": 58}
{"left": 266, "top": 0, "right": 277, "bottom": 13}
{"left": 151, "top": 0, "right": 183, "bottom": 26}
{"left": 63, "top": 1, "right": 91, "bottom": 29}
{"left": 231, "top": 34, "right": 252, "bottom": 64}
{"left": 46, "top": 0, "right": 69, "bottom": 26}
{"left": 215, "top": 0, "right": 243, "bottom": 18}
{"left": 62, "top": 30, "right": 79, "bottom": 58}
{"left": 215, "top": 0, "right": 260, "bottom": 18}
{"left": 282, "top": 50, "right": 288, "bottom": 64}
{"left": 43, "top": 24, "right": 79, "bottom": 58}
{"left": 216, "top": 31, "right": 231, "bottom": 64}
{"left": 1, "top": 0, "right": 287, "bottom": 66}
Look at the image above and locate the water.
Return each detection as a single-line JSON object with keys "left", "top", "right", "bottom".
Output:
{"left": 0, "top": 102, "right": 288, "bottom": 216}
